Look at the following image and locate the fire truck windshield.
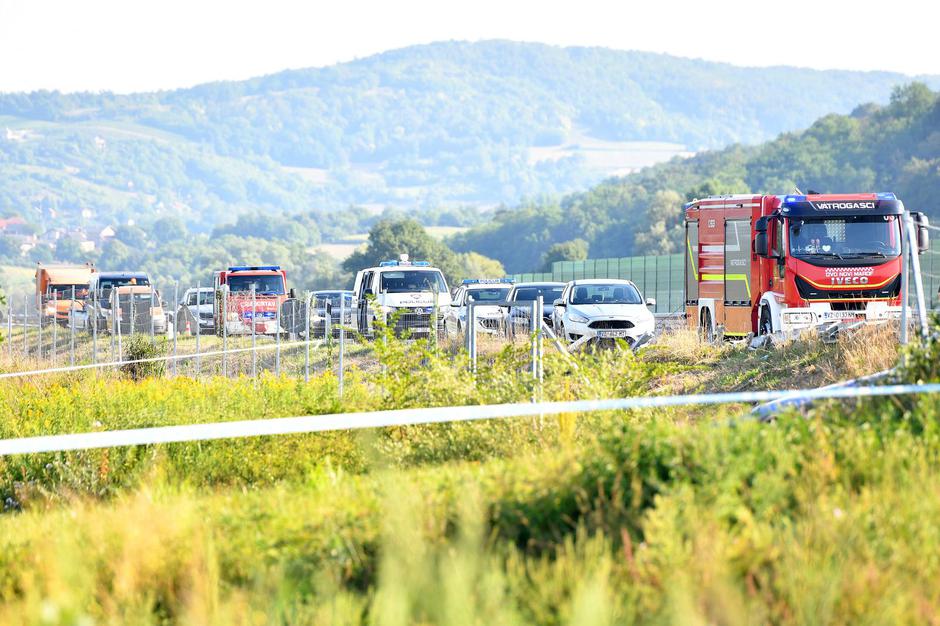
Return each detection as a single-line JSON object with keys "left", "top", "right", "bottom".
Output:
{"left": 789, "top": 215, "right": 901, "bottom": 261}
{"left": 227, "top": 275, "right": 285, "bottom": 295}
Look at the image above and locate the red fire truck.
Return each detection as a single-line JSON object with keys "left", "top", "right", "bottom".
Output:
{"left": 213, "top": 265, "right": 294, "bottom": 335}
{"left": 684, "top": 192, "right": 929, "bottom": 339}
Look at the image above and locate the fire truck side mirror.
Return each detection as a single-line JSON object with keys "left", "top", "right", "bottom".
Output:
{"left": 754, "top": 232, "right": 769, "bottom": 257}
{"left": 754, "top": 217, "right": 770, "bottom": 258}
{"left": 912, "top": 212, "right": 930, "bottom": 253}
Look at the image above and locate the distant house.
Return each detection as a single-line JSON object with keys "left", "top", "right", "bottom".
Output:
{"left": 41, "top": 228, "right": 66, "bottom": 243}
{"left": 99, "top": 225, "right": 116, "bottom": 242}
{"left": 79, "top": 240, "right": 96, "bottom": 253}
{"left": 0, "top": 216, "right": 28, "bottom": 233}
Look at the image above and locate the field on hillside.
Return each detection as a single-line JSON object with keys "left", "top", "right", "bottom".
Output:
{"left": 1, "top": 325, "right": 939, "bottom": 624}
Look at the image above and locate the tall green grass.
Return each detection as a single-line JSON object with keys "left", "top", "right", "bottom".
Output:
{"left": 0, "top": 326, "right": 924, "bottom": 624}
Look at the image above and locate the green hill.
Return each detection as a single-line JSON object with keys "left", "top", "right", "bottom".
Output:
{"left": 451, "top": 83, "right": 940, "bottom": 273}
{"left": 2, "top": 41, "right": 937, "bottom": 232}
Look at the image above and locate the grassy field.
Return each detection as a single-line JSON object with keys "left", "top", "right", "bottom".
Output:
{"left": 1, "top": 326, "right": 937, "bottom": 624}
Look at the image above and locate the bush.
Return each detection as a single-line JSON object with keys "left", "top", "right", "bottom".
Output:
{"left": 120, "top": 334, "right": 167, "bottom": 380}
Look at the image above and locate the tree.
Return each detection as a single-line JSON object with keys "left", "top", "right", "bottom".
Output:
{"left": 541, "top": 239, "right": 588, "bottom": 271}
{"left": 151, "top": 216, "right": 187, "bottom": 244}
{"left": 453, "top": 252, "right": 505, "bottom": 282}
{"left": 342, "top": 218, "right": 462, "bottom": 282}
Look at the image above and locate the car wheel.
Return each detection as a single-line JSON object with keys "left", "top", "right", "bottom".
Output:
{"left": 759, "top": 307, "right": 773, "bottom": 336}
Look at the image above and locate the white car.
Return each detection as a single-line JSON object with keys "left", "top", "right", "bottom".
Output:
{"left": 177, "top": 287, "right": 215, "bottom": 335}
{"left": 552, "top": 279, "right": 655, "bottom": 349}
{"left": 445, "top": 279, "right": 513, "bottom": 335}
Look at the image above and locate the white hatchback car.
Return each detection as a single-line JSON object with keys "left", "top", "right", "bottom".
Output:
{"left": 552, "top": 279, "right": 655, "bottom": 349}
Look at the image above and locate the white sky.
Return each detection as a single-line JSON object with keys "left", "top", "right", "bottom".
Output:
{"left": 0, "top": 0, "right": 936, "bottom": 93}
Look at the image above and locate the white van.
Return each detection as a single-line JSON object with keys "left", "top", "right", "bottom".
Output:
{"left": 352, "top": 255, "right": 451, "bottom": 338}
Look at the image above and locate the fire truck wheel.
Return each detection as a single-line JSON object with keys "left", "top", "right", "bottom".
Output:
{"left": 758, "top": 307, "right": 773, "bottom": 336}
{"left": 700, "top": 309, "right": 715, "bottom": 343}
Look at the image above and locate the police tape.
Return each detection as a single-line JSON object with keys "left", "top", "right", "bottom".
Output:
{"left": 0, "top": 338, "right": 323, "bottom": 380}
{"left": 2, "top": 382, "right": 940, "bottom": 456}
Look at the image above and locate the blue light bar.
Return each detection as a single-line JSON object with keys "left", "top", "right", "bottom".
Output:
{"left": 227, "top": 265, "right": 281, "bottom": 272}
{"left": 877, "top": 192, "right": 897, "bottom": 200}
{"left": 379, "top": 260, "right": 432, "bottom": 267}
{"left": 462, "top": 278, "right": 514, "bottom": 285}
{"left": 783, "top": 195, "right": 806, "bottom": 204}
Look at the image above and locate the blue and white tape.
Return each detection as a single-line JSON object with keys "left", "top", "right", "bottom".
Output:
{"left": 1, "top": 383, "right": 939, "bottom": 456}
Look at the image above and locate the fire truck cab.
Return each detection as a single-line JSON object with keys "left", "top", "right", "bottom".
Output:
{"left": 684, "top": 192, "right": 929, "bottom": 339}
{"left": 213, "top": 265, "right": 293, "bottom": 336}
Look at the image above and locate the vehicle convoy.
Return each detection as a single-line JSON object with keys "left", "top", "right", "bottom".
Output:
{"left": 34, "top": 263, "right": 95, "bottom": 324}
{"left": 502, "top": 281, "right": 565, "bottom": 336}
{"left": 552, "top": 279, "right": 656, "bottom": 348}
{"left": 310, "top": 290, "right": 354, "bottom": 337}
{"left": 82, "top": 271, "right": 152, "bottom": 332}
{"left": 352, "top": 255, "right": 450, "bottom": 337}
{"left": 213, "top": 265, "right": 294, "bottom": 336}
{"left": 177, "top": 287, "right": 215, "bottom": 335}
{"left": 684, "top": 192, "right": 930, "bottom": 340}
{"left": 445, "top": 279, "right": 514, "bottom": 335}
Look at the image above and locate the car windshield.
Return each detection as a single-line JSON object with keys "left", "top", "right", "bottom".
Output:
{"left": 97, "top": 277, "right": 150, "bottom": 306}
{"left": 789, "top": 216, "right": 901, "bottom": 259}
{"left": 196, "top": 291, "right": 214, "bottom": 305}
{"left": 467, "top": 287, "right": 510, "bottom": 302}
{"left": 570, "top": 283, "right": 642, "bottom": 305}
{"left": 379, "top": 270, "right": 447, "bottom": 293}
{"left": 315, "top": 292, "right": 352, "bottom": 307}
{"left": 50, "top": 284, "right": 88, "bottom": 298}
{"left": 227, "top": 275, "right": 285, "bottom": 295}
{"left": 512, "top": 286, "right": 564, "bottom": 302}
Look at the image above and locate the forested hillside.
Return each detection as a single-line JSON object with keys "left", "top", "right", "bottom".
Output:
{"left": 452, "top": 83, "right": 940, "bottom": 272}
{"left": 2, "top": 40, "right": 936, "bottom": 232}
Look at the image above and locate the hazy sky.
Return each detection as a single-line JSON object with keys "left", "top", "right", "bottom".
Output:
{"left": 0, "top": 0, "right": 936, "bottom": 93}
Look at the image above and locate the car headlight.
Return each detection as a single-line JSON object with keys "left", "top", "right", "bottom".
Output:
{"left": 568, "top": 312, "right": 589, "bottom": 324}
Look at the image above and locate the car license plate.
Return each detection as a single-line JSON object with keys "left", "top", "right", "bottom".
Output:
{"left": 597, "top": 330, "right": 629, "bottom": 338}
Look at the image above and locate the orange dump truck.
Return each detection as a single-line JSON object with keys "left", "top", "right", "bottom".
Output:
{"left": 35, "top": 263, "right": 95, "bottom": 324}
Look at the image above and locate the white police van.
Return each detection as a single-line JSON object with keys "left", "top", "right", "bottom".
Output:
{"left": 352, "top": 255, "right": 451, "bottom": 337}
{"left": 444, "top": 278, "right": 514, "bottom": 335}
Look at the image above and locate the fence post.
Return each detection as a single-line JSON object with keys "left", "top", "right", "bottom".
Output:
{"left": 131, "top": 286, "right": 136, "bottom": 339}
{"left": 91, "top": 286, "right": 98, "bottom": 370}
{"left": 116, "top": 289, "right": 123, "bottom": 362}
{"left": 901, "top": 222, "right": 909, "bottom": 345}
{"left": 338, "top": 295, "right": 345, "bottom": 398}
{"left": 275, "top": 301, "right": 281, "bottom": 377}
{"left": 110, "top": 288, "right": 115, "bottom": 362}
{"left": 304, "top": 292, "right": 311, "bottom": 384}
{"left": 37, "top": 294, "right": 43, "bottom": 362}
{"left": 537, "top": 295, "right": 544, "bottom": 389}
{"left": 68, "top": 286, "right": 75, "bottom": 366}
{"left": 531, "top": 299, "right": 538, "bottom": 379}
{"left": 22, "top": 295, "right": 28, "bottom": 357}
{"left": 222, "top": 285, "right": 228, "bottom": 378}
{"left": 195, "top": 281, "right": 201, "bottom": 377}
{"left": 51, "top": 292, "right": 57, "bottom": 366}
{"left": 470, "top": 302, "right": 477, "bottom": 373}
{"left": 251, "top": 286, "right": 257, "bottom": 380}
{"left": 173, "top": 282, "right": 179, "bottom": 378}
{"left": 150, "top": 285, "right": 155, "bottom": 346}
{"left": 7, "top": 299, "right": 12, "bottom": 363}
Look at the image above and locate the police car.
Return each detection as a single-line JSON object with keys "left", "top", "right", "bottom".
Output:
{"left": 444, "top": 278, "right": 514, "bottom": 335}
{"left": 352, "top": 255, "right": 451, "bottom": 337}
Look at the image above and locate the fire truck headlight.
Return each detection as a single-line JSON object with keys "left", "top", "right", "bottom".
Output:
{"left": 783, "top": 311, "right": 814, "bottom": 324}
